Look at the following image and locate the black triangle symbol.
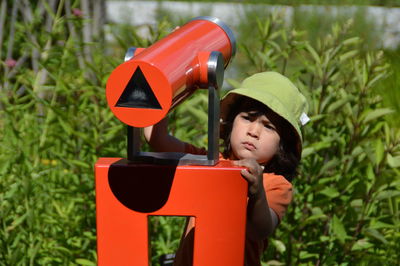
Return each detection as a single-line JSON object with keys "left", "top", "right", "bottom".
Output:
{"left": 115, "top": 67, "right": 162, "bottom": 109}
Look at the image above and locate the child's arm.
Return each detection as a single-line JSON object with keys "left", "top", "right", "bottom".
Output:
{"left": 234, "top": 159, "right": 279, "bottom": 241}
{"left": 143, "top": 117, "right": 186, "bottom": 152}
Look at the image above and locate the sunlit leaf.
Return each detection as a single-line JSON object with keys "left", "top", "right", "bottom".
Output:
{"left": 264, "top": 260, "right": 285, "bottom": 266}
{"left": 326, "top": 96, "right": 353, "bottom": 113}
{"left": 369, "top": 220, "right": 396, "bottom": 230}
{"left": 75, "top": 259, "right": 96, "bottom": 266}
{"left": 364, "top": 228, "right": 388, "bottom": 244}
{"left": 301, "top": 147, "right": 315, "bottom": 158}
{"left": 320, "top": 187, "right": 340, "bottom": 198}
{"left": 363, "top": 108, "right": 394, "bottom": 123}
{"left": 299, "top": 251, "right": 318, "bottom": 259}
{"left": 387, "top": 154, "right": 400, "bottom": 168}
{"left": 6, "top": 214, "right": 27, "bottom": 232}
{"left": 305, "top": 43, "right": 320, "bottom": 64}
{"left": 375, "top": 139, "right": 385, "bottom": 166}
{"left": 270, "top": 238, "right": 286, "bottom": 253}
{"left": 339, "top": 50, "right": 358, "bottom": 62}
{"left": 376, "top": 190, "right": 400, "bottom": 200}
{"left": 351, "top": 239, "right": 374, "bottom": 251}
{"left": 342, "top": 36, "right": 361, "bottom": 46}
{"left": 331, "top": 215, "right": 348, "bottom": 244}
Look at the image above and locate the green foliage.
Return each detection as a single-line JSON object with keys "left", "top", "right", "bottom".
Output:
{"left": 1, "top": 1, "right": 399, "bottom": 265}
{"left": 148, "top": 216, "right": 187, "bottom": 264}
{"left": 377, "top": 48, "right": 400, "bottom": 127}
{"left": 292, "top": 6, "right": 383, "bottom": 50}
{"left": 234, "top": 12, "right": 400, "bottom": 265}
{"left": 0, "top": 1, "right": 161, "bottom": 264}
{"left": 0, "top": 2, "right": 118, "bottom": 264}
{"left": 164, "top": 0, "right": 400, "bottom": 7}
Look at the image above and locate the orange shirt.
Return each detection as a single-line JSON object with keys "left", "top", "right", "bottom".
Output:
{"left": 173, "top": 144, "right": 293, "bottom": 266}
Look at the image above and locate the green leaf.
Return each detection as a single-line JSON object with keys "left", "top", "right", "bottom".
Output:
{"left": 319, "top": 158, "right": 340, "bottom": 175}
{"left": 305, "top": 43, "right": 320, "bottom": 64}
{"left": 331, "top": 215, "right": 348, "bottom": 244}
{"left": 309, "top": 141, "right": 331, "bottom": 152}
{"left": 319, "top": 235, "right": 330, "bottom": 242}
{"left": 301, "top": 147, "right": 315, "bottom": 158}
{"left": 186, "top": 105, "right": 207, "bottom": 122}
{"left": 387, "top": 154, "right": 400, "bottom": 168}
{"left": 75, "top": 259, "right": 96, "bottom": 266}
{"left": 368, "top": 72, "right": 387, "bottom": 87}
{"left": 364, "top": 228, "right": 388, "bottom": 244}
{"left": 351, "top": 146, "right": 363, "bottom": 157}
{"left": 320, "top": 187, "right": 340, "bottom": 198}
{"left": 344, "top": 179, "right": 359, "bottom": 193}
{"left": 6, "top": 213, "right": 27, "bottom": 231}
{"left": 57, "top": 116, "right": 73, "bottom": 135}
{"left": 369, "top": 220, "right": 395, "bottom": 230}
{"left": 375, "top": 139, "right": 384, "bottom": 166}
{"left": 270, "top": 238, "right": 286, "bottom": 253}
{"left": 342, "top": 36, "right": 361, "bottom": 46}
{"left": 363, "top": 62, "right": 368, "bottom": 86}
{"left": 364, "top": 164, "right": 375, "bottom": 192}
{"left": 339, "top": 50, "right": 358, "bottom": 62}
{"left": 299, "top": 251, "right": 318, "bottom": 259}
{"left": 351, "top": 239, "right": 374, "bottom": 251}
{"left": 309, "top": 114, "right": 326, "bottom": 123}
{"left": 70, "top": 159, "right": 91, "bottom": 169}
{"left": 303, "top": 213, "right": 328, "bottom": 224}
{"left": 375, "top": 190, "right": 400, "bottom": 200}
{"left": 262, "top": 18, "right": 270, "bottom": 37}
{"left": 326, "top": 96, "right": 352, "bottom": 113}
{"left": 363, "top": 108, "right": 394, "bottom": 123}
{"left": 264, "top": 260, "right": 285, "bottom": 266}
{"left": 350, "top": 199, "right": 363, "bottom": 208}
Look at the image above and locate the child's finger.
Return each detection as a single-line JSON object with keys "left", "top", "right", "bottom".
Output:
{"left": 240, "top": 169, "right": 256, "bottom": 183}
{"left": 240, "top": 168, "right": 250, "bottom": 177}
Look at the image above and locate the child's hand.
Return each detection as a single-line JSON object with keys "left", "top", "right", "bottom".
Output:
{"left": 234, "top": 159, "right": 264, "bottom": 199}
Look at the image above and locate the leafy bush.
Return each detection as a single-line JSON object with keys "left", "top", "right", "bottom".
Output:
{"left": 0, "top": 1, "right": 399, "bottom": 265}
{"left": 234, "top": 12, "right": 400, "bottom": 265}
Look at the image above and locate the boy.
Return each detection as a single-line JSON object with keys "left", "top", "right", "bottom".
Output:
{"left": 145, "top": 71, "right": 309, "bottom": 265}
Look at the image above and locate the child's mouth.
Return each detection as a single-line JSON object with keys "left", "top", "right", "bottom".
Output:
{"left": 242, "top": 142, "right": 256, "bottom": 151}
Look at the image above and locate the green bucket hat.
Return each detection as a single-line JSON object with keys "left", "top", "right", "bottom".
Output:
{"left": 220, "top": 71, "right": 309, "bottom": 157}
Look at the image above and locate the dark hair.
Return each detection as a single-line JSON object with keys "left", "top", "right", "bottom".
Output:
{"left": 221, "top": 96, "right": 300, "bottom": 182}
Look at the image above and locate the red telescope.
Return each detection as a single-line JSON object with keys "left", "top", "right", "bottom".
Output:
{"left": 106, "top": 16, "right": 236, "bottom": 128}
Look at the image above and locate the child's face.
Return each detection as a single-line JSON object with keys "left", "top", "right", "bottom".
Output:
{"left": 229, "top": 110, "right": 280, "bottom": 164}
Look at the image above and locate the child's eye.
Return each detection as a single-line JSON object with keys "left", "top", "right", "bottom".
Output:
{"left": 264, "top": 123, "right": 275, "bottom": 130}
{"left": 241, "top": 114, "right": 250, "bottom": 120}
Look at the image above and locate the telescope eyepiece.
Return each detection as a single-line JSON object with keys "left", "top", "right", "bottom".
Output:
{"left": 190, "top": 16, "right": 236, "bottom": 62}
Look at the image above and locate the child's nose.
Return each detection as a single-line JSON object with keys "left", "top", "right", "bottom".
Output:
{"left": 247, "top": 122, "right": 261, "bottom": 138}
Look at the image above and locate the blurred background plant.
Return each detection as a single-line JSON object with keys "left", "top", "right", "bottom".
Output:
{"left": 0, "top": 0, "right": 399, "bottom": 265}
{"left": 169, "top": 0, "right": 400, "bottom": 6}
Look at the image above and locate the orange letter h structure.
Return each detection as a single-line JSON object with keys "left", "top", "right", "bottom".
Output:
{"left": 95, "top": 158, "right": 247, "bottom": 266}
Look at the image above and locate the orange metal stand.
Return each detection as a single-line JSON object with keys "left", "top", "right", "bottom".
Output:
{"left": 95, "top": 158, "right": 247, "bottom": 266}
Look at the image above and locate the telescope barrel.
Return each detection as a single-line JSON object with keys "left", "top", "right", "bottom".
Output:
{"left": 106, "top": 16, "right": 236, "bottom": 128}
